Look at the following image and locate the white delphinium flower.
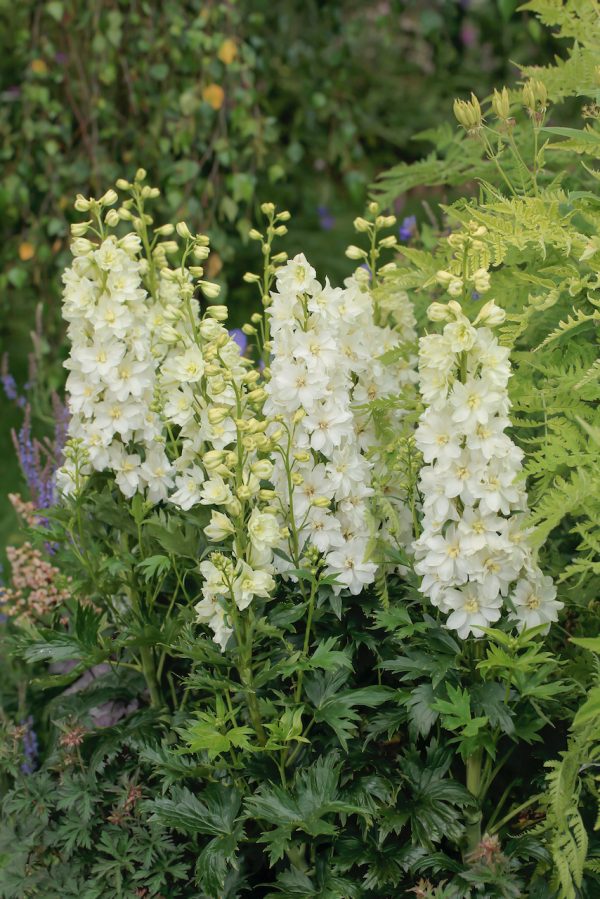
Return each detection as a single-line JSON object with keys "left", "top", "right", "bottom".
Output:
{"left": 413, "top": 300, "right": 562, "bottom": 637}
{"left": 60, "top": 232, "right": 157, "bottom": 495}
{"left": 509, "top": 573, "right": 562, "bottom": 631}
{"left": 265, "top": 255, "right": 377, "bottom": 594}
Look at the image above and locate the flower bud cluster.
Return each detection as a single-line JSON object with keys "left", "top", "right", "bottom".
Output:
{"left": 152, "top": 271, "right": 279, "bottom": 649}
{"left": 412, "top": 301, "right": 562, "bottom": 637}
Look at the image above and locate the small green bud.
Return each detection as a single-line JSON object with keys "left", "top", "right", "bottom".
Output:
{"left": 491, "top": 87, "right": 510, "bottom": 121}
{"left": 345, "top": 244, "right": 367, "bottom": 260}
{"left": 453, "top": 93, "right": 483, "bottom": 133}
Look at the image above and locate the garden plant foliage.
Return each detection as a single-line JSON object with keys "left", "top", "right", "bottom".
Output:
{"left": 2, "top": 2, "right": 600, "bottom": 898}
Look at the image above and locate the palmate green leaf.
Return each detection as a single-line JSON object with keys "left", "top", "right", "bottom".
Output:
{"left": 244, "top": 756, "right": 370, "bottom": 865}
{"left": 195, "top": 831, "right": 242, "bottom": 897}
{"left": 405, "top": 682, "right": 440, "bottom": 738}
{"left": 470, "top": 682, "right": 515, "bottom": 736}
{"left": 144, "top": 509, "right": 204, "bottom": 559}
{"left": 380, "top": 647, "right": 457, "bottom": 690}
{"left": 14, "top": 602, "right": 109, "bottom": 673}
{"left": 264, "top": 865, "right": 361, "bottom": 899}
{"left": 432, "top": 684, "right": 488, "bottom": 739}
{"left": 399, "top": 746, "right": 474, "bottom": 850}
{"left": 308, "top": 637, "right": 353, "bottom": 672}
{"left": 177, "top": 712, "right": 256, "bottom": 759}
{"left": 140, "top": 746, "right": 213, "bottom": 789}
{"left": 136, "top": 554, "right": 171, "bottom": 581}
{"left": 148, "top": 784, "right": 241, "bottom": 837}
{"left": 304, "top": 667, "right": 396, "bottom": 749}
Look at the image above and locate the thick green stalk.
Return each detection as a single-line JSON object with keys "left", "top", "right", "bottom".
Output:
{"left": 140, "top": 644, "right": 162, "bottom": 708}
{"left": 464, "top": 747, "right": 483, "bottom": 855}
{"left": 294, "top": 579, "right": 318, "bottom": 703}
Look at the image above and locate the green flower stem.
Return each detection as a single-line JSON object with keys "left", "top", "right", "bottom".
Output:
{"left": 231, "top": 603, "right": 266, "bottom": 745}
{"left": 464, "top": 747, "right": 483, "bottom": 855}
{"left": 140, "top": 644, "right": 162, "bottom": 708}
{"left": 294, "top": 578, "right": 318, "bottom": 703}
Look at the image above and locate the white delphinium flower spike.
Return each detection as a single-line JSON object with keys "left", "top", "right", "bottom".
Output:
{"left": 413, "top": 298, "right": 562, "bottom": 636}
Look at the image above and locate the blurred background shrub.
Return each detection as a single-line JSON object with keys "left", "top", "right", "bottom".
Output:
{"left": 0, "top": 0, "right": 555, "bottom": 552}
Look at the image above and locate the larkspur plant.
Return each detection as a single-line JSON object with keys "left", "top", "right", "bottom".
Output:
{"left": 2, "top": 2, "right": 600, "bottom": 897}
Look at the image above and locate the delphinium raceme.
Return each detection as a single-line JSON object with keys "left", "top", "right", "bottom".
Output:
{"left": 58, "top": 179, "right": 284, "bottom": 661}
{"left": 264, "top": 253, "right": 379, "bottom": 594}
{"left": 412, "top": 259, "right": 562, "bottom": 636}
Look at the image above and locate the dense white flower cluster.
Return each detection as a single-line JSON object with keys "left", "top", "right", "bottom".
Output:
{"left": 58, "top": 234, "right": 161, "bottom": 495}
{"left": 412, "top": 299, "right": 563, "bottom": 637}
{"left": 58, "top": 189, "right": 281, "bottom": 650}
{"left": 265, "top": 254, "right": 412, "bottom": 594}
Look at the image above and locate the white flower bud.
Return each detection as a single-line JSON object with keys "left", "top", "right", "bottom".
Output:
{"left": 435, "top": 270, "right": 454, "bottom": 286}
{"left": 71, "top": 238, "right": 94, "bottom": 256}
{"left": 447, "top": 278, "right": 464, "bottom": 297}
{"left": 99, "top": 189, "right": 118, "bottom": 207}
{"left": 74, "top": 194, "right": 91, "bottom": 212}
{"left": 474, "top": 299, "right": 506, "bottom": 326}
{"left": 472, "top": 268, "right": 491, "bottom": 293}
{"left": 427, "top": 302, "right": 453, "bottom": 322}
{"left": 176, "top": 221, "right": 192, "bottom": 239}
{"left": 345, "top": 245, "right": 367, "bottom": 260}
{"left": 104, "top": 209, "right": 120, "bottom": 227}
{"left": 70, "top": 221, "right": 91, "bottom": 238}
{"left": 200, "top": 282, "right": 222, "bottom": 300}
{"left": 250, "top": 459, "right": 274, "bottom": 479}
{"left": 353, "top": 216, "right": 370, "bottom": 233}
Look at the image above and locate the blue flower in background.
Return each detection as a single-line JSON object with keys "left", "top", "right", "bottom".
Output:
{"left": 229, "top": 328, "right": 248, "bottom": 355}
{"left": 317, "top": 205, "right": 335, "bottom": 231}
{"left": 399, "top": 215, "right": 417, "bottom": 242}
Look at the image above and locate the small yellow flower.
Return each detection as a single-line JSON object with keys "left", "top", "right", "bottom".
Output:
{"left": 18, "top": 242, "right": 35, "bottom": 261}
{"left": 30, "top": 58, "right": 48, "bottom": 75}
{"left": 218, "top": 39, "right": 237, "bottom": 65}
{"left": 202, "top": 83, "right": 225, "bottom": 110}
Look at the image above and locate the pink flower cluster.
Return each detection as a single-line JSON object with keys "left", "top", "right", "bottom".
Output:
{"left": 1, "top": 542, "right": 71, "bottom": 621}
